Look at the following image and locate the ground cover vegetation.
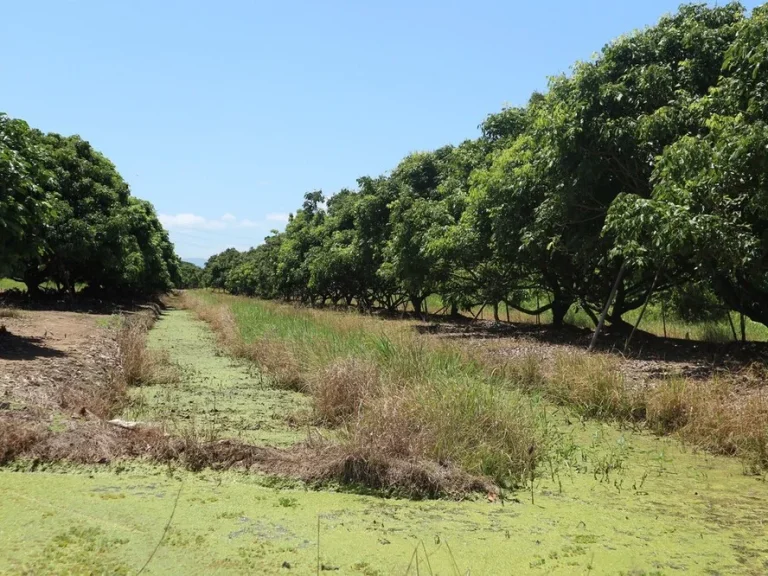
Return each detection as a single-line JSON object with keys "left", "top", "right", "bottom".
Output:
{"left": 183, "top": 292, "right": 768, "bottom": 491}
{"left": 202, "top": 3, "right": 768, "bottom": 342}
{"left": 4, "top": 302, "right": 768, "bottom": 573}
{"left": 181, "top": 291, "right": 539, "bottom": 495}
{"left": 0, "top": 114, "right": 180, "bottom": 297}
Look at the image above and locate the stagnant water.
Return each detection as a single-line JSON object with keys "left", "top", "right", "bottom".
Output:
{"left": 2, "top": 309, "right": 767, "bottom": 574}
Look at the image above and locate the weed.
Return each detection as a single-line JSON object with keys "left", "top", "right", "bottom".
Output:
{"left": 277, "top": 496, "right": 298, "bottom": 508}
{"left": 648, "top": 377, "right": 768, "bottom": 469}
{"left": 0, "top": 419, "right": 43, "bottom": 465}
{"left": 115, "top": 312, "right": 180, "bottom": 389}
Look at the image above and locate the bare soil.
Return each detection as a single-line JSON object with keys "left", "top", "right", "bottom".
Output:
{"left": 0, "top": 309, "right": 155, "bottom": 465}
{"left": 0, "top": 310, "right": 116, "bottom": 415}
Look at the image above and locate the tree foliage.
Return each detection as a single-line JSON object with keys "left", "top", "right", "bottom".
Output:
{"left": 0, "top": 114, "right": 179, "bottom": 296}
{"left": 203, "top": 3, "right": 768, "bottom": 330}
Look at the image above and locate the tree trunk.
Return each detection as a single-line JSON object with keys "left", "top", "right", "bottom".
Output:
{"left": 727, "top": 312, "right": 739, "bottom": 342}
{"left": 410, "top": 296, "right": 423, "bottom": 316}
{"left": 589, "top": 261, "right": 627, "bottom": 352}
{"left": 624, "top": 269, "right": 659, "bottom": 352}
{"left": 536, "top": 293, "right": 540, "bottom": 325}
{"left": 551, "top": 299, "right": 570, "bottom": 328}
{"left": 713, "top": 274, "right": 768, "bottom": 327}
{"left": 493, "top": 302, "right": 500, "bottom": 322}
{"left": 450, "top": 303, "right": 459, "bottom": 317}
{"left": 23, "top": 270, "right": 42, "bottom": 299}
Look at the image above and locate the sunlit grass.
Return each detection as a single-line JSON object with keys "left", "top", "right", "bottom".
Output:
{"left": 0, "top": 278, "right": 88, "bottom": 294}
{"left": 0, "top": 278, "right": 25, "bottom": 292}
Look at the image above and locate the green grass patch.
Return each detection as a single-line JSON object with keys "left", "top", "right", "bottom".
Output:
{"left": 0, "top": 278, "right": 25, "bottom": 292}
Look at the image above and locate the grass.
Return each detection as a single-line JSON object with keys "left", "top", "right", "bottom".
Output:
{"left": 0, "top": 278, "right": 88, "bottom": 294}
{"left": 494, "top": 349, "right": 768, "bottom": 471}
{"left": 0, "top": 306, "right": 22, "bottom": 319}
{"left": 182, "top": 292, "right": 541, "bottom": 494}
{"left": 186, "top": 291, "right": 768, "bottom": 476}
{"left": 0, "top": 278, "right": 25, "bottom": 292}
{"left": 646, "top": 377, "right": 768, "bottom": 469}
{"left": 5, "top": 293, "right": 768, "bottom": 572}
{"left": 114, "top": 312, "right": 179, "bottom": 390}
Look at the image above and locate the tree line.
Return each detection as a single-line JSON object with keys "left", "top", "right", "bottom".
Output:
{"left": 1, "top": 114, "right": 181, "bottom": 296}
{"left": 202, "top": 3, "right": 768, "bottom": 329}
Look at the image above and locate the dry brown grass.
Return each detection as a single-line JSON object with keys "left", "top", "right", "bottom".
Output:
{"left": 316, "top": 447, "right": 495, "bottom": 498}
{"left": 470, "top": 337, "right": 768, "bottom": 470}
{"left": 0, "top": 307, "right": 21, "bottom": 319}
{"left": 547, "top": 353, "right": 644, "bottom": 421}
{"left": 0, "top": 418, "right": 43, "bottom": 465}
{"left": 242, "top": 336, "right": 304, "bottom": 391}
{"left": 646, "top": 378, "right": 691, "bottom": 432}
{"left": 495, "top": 350, "right": 644, "bottom": 421}
{"left": 310, "top": 357, "right": 380, "bottom": 425}
{"left": 648, "top": 378, "right": 768, "bottom": 468}
{"left": 115, "top": 311, "right": 179, "bottom": 389}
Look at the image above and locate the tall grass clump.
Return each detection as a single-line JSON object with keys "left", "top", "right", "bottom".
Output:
{"left": 517, "top": 353, "right": 645, "bottom": 421}
{"left": 114, "top": 311, "right": 179, "bottom": 390}
{"left": 310, "top": 356, "right": 380, "bottom": 425}
{"left": 648, "top": 378, "right": 768, "bottom": 469}
{"left": 550, "top": 354, "right": 644, "bottom": 420}
{"left": 182, "top": 292, "right": 541, "bottom": 492}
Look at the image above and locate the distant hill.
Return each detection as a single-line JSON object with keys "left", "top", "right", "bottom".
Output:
{"left": 183, "top": 257, "right": 207, "bottom": 268}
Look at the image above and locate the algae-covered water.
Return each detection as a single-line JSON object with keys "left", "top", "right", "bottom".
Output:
{"left": 2, "top": 309, "right": 768, "bottom": 575}
{"left": 124, "top": 309, "right": 310, "bottom": 447}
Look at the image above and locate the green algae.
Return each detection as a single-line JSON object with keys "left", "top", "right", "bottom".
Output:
{"left": 2, "top": 436, "right": 768, "bottom": 575}
{"left": 3, "top": 306, "right": 768, "bottom": 574}
{"left": 123, "top": 309, "right": 310, "bottom": 447}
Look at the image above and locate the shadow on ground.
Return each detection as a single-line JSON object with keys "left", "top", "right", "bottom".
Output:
{"left": 0, "top": 331, "right": 67, "bottom": 361}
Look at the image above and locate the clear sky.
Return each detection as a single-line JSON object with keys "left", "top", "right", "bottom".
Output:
{"left": 3, "top": 1, "right": 761, "bottom": 261}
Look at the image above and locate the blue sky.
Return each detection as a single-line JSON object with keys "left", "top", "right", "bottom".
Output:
{"left": 3, "top": 1, "right": 761, "bottom": 260}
